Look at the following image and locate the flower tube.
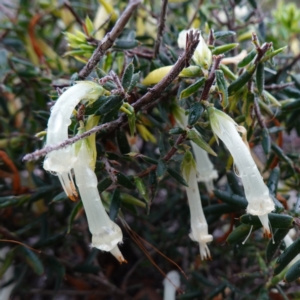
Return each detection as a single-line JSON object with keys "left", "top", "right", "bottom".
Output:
{"left": 43, "top": 81, "right": 105, "bottom": 200}
{"left": 163, "top": 271, "right": 180, "bottom": 300}
{"left": 174, "top": 106, "right": 218, "bottom": 194}
{"left": 73, "top": 137, "right": 125, "bottom": 263}
{"left": 182, "top": 152, "right": 213, "bottom": 260}
{"left": 191, "top": 143, "right": 218, "bottom": 195}
{"left": 208, "top": 107, "right": 275, "bottom": 236}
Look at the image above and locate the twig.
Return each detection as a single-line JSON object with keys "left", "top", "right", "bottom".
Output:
{"left": 78, "top": 0, "right": 141, "bottom": 79}
{"left": 264, "top": 82, "right": 295, "bottom": 91}
{"left": 63, "top": 0, "right": 85, "bottom": 27}
{"left": 102, "top": 156, "right": 117, "bottom": 182}
{"left": 137, "top": 133, "right": 187, "bottom": 178}
{"left": 186, "top": 0, "right": 203, "bottom": 29}
{"left": 253, "top": 97, "right": 266, "bottom": 130}
{"left": 23, "top": 118, "right": 123, "bottom": 161}
{"left": 199, "top": 54, "right": 224, "bottom": 101}
{"left": 154, "top": 0, "right": 168, "bottom": 57}
{"left": 23, "top": 31, "right": 200, "bottom": 162}
{"left": 133, "top": 30, "right": 200, "bottom": 111}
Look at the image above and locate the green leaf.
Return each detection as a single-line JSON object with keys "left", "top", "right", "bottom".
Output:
{"left": 226, "top": 171, "right": 245, "bottom": 197}
{"left": 267, "top": 167, "right": 280, "bottom": 195}
{"left": 51, "top": 191, "right": 68, "bottom": 203}
{"left": 212, "top": 43, "right": 239, "bottom": 55}
{"left": 213, "top": 189, "right": 247, "bottom": 208}
{"left": 68, "top": 201, "right": 83, "bottom": 233}
{"left": 266, "top": 228, "right": 289, "bottom": 263}
{"left": 167, "top": 168, "right": 188, "bottom": 187}
{"left": 256, "top": 62, "right": 264, "bottom": 95}
{"left": 134, "top": 177, "right": 150, "bottom": 204}
{"left": 227, "top": 224, "right": 261, "bottom": 244}
{"left": 156, "top": 160, "right": 167, "bottom": 179}
{"left": 122, "top": 63, "right": 134, "bottom": 91}
{"left": 282, "top": 98, "right": 300, "bottom": 111}
{"left": 45, "top": 256, "right": 66, "bottom": 291}
{"left": 220, "top": 64, "right": 237, "bottom": 80}
{"left": 149, "top": 170, "right": 158, "bottom": 201}
{"left": 0, "top": 249, "right": 15, "bottom": 278}
{"left": 215, "top": 69, "right": 228, "bottom": 109}
{"left": 116, "top": 130, "right": 131, "bottom": 154}
{"left": 120, "top": 193, "right": 146, "bottom": 208}
{"left": 271, "top": 144, "right": 294, "bottom": 172}
{"left": 237, "top": 49, "right": 256, "bottom": 68}
{"left": 109, "top": 189, "right": 121, "bottom": 221}
{"left": 285, "top": 260, "right": 300, "bottom": 282}
{"left": 207, "top": 282, "right": 227, "bottom": 300}
{"left": 128, "top": 111, "right": 136, "bottom": 136}
{"left": 187, "top": 129, "right": 217, "bottom": 156}
{"left": 188, "top": 102, "right": 204, "bottom": 126}
{"left": 113, "top": 39, "right": 138, "bottom": 49}
{"left": 180, "top": 77, "right": 205, "bottom": 99}
{"left": 98, "top": 178, "right": 113, "bottom": 193}
{"left": 240, "top": 213, "right": 294, "bottom": 229}
{"left": 261, "top": 128, "right": 271, "bottom": 156}
{"left": 128, "top": 72, "right": 140, "bottom": 93}
{"left": 228, "top": 69, "right": 254, "bottom": 96}
{"left": 247, "top": 0, "right": 257, "bottom": 9}
{"left": 20, "top": 247, "right": 44, "bottom": 275}
{"left": 98, "top": 96, "right": 123, "bottom": 115}
{"left": 214, "top": 31, "right": 236, "bottom": 39}
{"left": 261, "top": 46, "right": 287, "bottom": 63}
{"left": 274, "top": 237, "right": 300, "bottom": 275}
{"left": 204, "top": 203, "right": 241, "bottom": 215}
{"left": 116, "top": 173, "right": 135, "bottom": 189}
{"left": 169, "top": 127, "right": 186, "bottom": 135}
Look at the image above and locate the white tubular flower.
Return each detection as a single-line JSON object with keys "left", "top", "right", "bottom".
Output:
{"left": 73, "top": 139, "right": 125, "bottom": 263}
{"left": 177, "top": 29, "right": 212, "bottom": 70}
{"left": 43, "top": 81, "right": 104, "bottom": 200}
{"left": 173, "top": 106, "right": 217, "bottom": 194}
{"left": 208, "top": 107, "right": 275, "bottom": 236}
{"left": 191, "top": 143, "right": 218, "bottom": 195}
{"left": 163, "top": 271, "right": 180, "bottom": 300}
{"left": 182, "top": 152, "right": 213, "bottom": 260}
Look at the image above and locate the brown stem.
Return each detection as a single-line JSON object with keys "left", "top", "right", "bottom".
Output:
{"left": 199, "top": 54, "right": 224, "bottom": 101}
{"left": 137, "top": 133, "right": 187, "bottom": 178}
{"left": 154, "top": 0, "right": 168, "bottom": 57}
{"left": 133, "top": 30, "right": 200, "bottom": 111}
{"left": 78, "top": 0, "right": 141, "bottom": 79}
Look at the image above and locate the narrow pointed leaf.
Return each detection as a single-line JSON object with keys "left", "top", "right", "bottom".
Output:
{"left": 274, "top": 237, "right": 300, "bottom": 275}
{"left": 180, "top": 77, "right": 205, "bottom": 99}
{"left": 215, "top": 69, "right": 228, "bottom": 109}
{"left": 256, "top": 62, "right": 264, "bottom": 95}
{"left": 187, "top": 129, "right": 217, "bottom": 156}
{"left": 237, "top": 49, "right": 256, "bottom": 68}
{"left": 285, "top": 260, "right": 300, "bottom": 282}
{"left": 212, "top": 43, "right": 239, "bottom": 55}
{"left": 122, "top": 63, "right": 134, "bottom": 90}
{"left": 188, "top": 102, "right": 204, "bottom": 126}
{"left": 266, "top": 228, "right": 289, "bottom": 263}
{"left": 240, "top": 213, "right": 294, "bottom": 229}
{"left": 167, "top": 168, "right": 188, "bottom": 187}
{"left": 109, "top": 189, "right": 121, "bottom": 221}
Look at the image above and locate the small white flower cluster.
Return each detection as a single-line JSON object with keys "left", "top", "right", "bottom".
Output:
{"left": 43, "top": 82, "right": 125, "bottom": 263}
